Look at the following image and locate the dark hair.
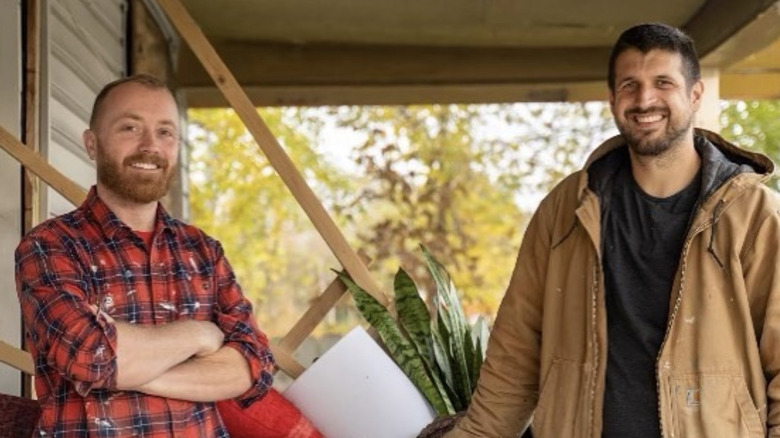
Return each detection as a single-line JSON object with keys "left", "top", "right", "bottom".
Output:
{"left": 607, "top": 23, "right": 700, "bottom": 91}
{"left": 89, "top": 74, "right": 171, "bottom": 129}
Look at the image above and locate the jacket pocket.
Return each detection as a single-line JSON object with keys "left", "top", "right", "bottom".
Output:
{"left": 670, "top": 374, "right": 764, "bottom": 438}
{"left": 532, "top": 359, "right": 587, "bottom": 438}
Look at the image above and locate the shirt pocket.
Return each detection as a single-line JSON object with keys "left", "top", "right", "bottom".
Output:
{"left": 670, "top": 373, "right": 764, "bottom": 438}
{"left": 170, "top": 252, "right": 216, "bottom": 322}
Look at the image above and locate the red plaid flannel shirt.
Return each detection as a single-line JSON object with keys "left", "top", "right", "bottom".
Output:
{"left": 15, "top": 187, "right": 275, "bottom": 437}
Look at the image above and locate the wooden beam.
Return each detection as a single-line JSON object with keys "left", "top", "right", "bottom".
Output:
{"left": 0, "top": 125, "right": 87, "bottom": 206}
{"left": 23, "top": 0, "right": 41, "bottom": 234}
{"left": 721, "top": 72, "right": 780, "bottom": 99}
{"left": 269, "top": 344, "right": 306, "bottom": 378}
{"left": 176, "top": 42, "right": 612, "bottom": 91}
{"left": 0, "top": 341, "right": 34, "bottom": 376}
{"left": 22, "top": 0, "right": 42, "bottom": 399}
{"left": 155, "top": 0, "right": 388, "bottom": 307}
{"left": 278, "top": 252, "right": 372, "bottom": 354}
{"left": 184, "top": 81, "right": 610, "bottom": 107}
{"left": 684, "top": 0, "right": 778, "bottom": 59}
{"left": 130, "top": 0, "right": 173, "bottom": 82}
{"left": 699, "top": 1, "right": 780, "bottom": 68}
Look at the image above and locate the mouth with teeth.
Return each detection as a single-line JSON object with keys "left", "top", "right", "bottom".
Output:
{"left": 130, "top": 162, "right": 161, "bottom": 171}
{"left": 627, "top": 108, "right": 668, "bottom": 130}
{"left": 125, "top": 153, "right": 167, "bottom": 172}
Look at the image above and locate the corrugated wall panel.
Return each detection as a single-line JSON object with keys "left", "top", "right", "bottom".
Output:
{"left": 0, "top": 0, "right": 23, "bottom": 397}
{"left": 43, "top": 0, "right": 127, "bottom": 217}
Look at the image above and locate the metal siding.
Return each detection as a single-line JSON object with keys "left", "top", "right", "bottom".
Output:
{"left": 0, "top": 0, "right": 23, "bottom": 396}
{"left": 44, "top": 0, "right": 126, "bottom": 217}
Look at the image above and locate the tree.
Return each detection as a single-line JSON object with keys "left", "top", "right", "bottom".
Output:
{"left": 331, "top": 102, "right": 614, "bottom": 316}
{"left": 720, "top": 100, "right": 780, "bottom": 190}
{"left": 186, "top": 102, "right": 616, "bottom": 334}
{"left": 187, "top": 108, "right": 351, "bottom": 337}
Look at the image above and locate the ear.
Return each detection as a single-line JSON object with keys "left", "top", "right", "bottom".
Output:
{"left": 690, "top": 79, "right": 704, "bottom": 111}
{"left": 83, "top": 129, "right": 97, "bottom": 160}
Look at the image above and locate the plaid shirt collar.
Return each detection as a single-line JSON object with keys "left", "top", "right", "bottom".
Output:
{"left": 82, "top": 186, "right": 177, "bottom": 240}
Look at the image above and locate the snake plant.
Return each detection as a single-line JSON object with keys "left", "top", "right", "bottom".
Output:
{"left": 335, "top": 246, "right": 489, "bottom": 416}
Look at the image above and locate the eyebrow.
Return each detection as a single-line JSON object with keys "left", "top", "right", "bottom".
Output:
{"left": 111, "top": 112, "right": 178, "bottom": 128}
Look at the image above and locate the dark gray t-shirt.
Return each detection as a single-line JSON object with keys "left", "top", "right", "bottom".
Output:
{"left": 601, "top": 159, "right": 701, "bottom": 438}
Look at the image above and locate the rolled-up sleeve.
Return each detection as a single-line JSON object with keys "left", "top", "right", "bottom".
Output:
{"left": 212, "top": 242, "right": 275, "bottom": 407}
{"left": 15, "top": 233, "right": 118, "bottom": 396}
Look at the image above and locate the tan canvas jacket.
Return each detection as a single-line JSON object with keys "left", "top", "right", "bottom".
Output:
{"left": 448, "top": 129, "right": 780, "bottom": 438}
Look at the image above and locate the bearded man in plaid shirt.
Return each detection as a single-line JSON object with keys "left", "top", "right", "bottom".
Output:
{"left": 15, "top": 74, "right": 275, "bottom": 437}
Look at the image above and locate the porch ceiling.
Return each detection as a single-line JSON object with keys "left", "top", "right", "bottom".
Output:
{"left": 155, "top": 0, "right": 780, "bottom": 106}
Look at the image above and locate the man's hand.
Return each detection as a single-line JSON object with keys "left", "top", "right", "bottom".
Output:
{"left": 194, "top": 320, "right": 225, "bottom": 357}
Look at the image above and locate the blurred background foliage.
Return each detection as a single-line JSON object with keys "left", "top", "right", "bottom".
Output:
{"left": 186, "top": 99, "right": 778, "bottom": 340}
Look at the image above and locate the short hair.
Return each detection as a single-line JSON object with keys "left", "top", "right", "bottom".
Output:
{"left": 89, "top": 74, "right": 172, "bottom": 129}
{"left": 607, "top": 23, "right": 701, "bottom": 91}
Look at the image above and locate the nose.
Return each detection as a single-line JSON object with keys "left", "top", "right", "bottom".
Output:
{"left": 634, "top": 83, "right": 657, "bottom": 109}
{"left": 138, "top": 127, "right": 159, "bottom": 153}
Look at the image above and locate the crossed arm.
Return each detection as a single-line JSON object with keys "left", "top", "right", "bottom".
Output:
{"left": 112, "top": 318, "right": 253, "bottom": 401}
{"left": 16, "top": 234, "right": 273, "bottom": 404}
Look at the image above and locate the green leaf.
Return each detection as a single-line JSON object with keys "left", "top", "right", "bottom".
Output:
{"left": 394, "top": 268, "right": 455, "bottom": 414}
{"left": 423, "top": 245, "right": 473, "bottom": 405}
{"left": 431, "top": 318, "right": 462, "bottom": 412}
{"left": 470, "top": 316, "right": 490, "bottom": 390}
{"left": 336, "top": 271, "right": 451, "bottom": 415}
{"left": 394, "top": 268, "right": 434, "bottom": 364}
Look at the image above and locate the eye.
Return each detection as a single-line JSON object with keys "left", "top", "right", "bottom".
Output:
{"left": 656, "top": 79, "right": 675, "bottom": 88}
{"left": 618, "top": 81, "right": 637, "bottom": 92}
{"left": 157, "top": 127, "right": 180, "bottom": 142}
{"left": 159, "top": 128, "right": 176, "bottom": 137}
{"left": 120, "top": 123, "right": 140, "bottom": 133}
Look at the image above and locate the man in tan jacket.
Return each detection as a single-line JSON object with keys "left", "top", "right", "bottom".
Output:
{"left": 447, "top": 23, "right": 780, "bottom": 438}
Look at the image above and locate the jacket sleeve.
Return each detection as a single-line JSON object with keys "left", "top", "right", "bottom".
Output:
{"left": 447, "top": 195, "right": 555, "bottom": 438}
{"left": 211, "top": 241, "right": 275, "bottom": 408}
{"left": 14, "top": 233, "right": 119, "bottom": 396}
{"left": 744, "top": 209, "right": 780, "bottom": 437}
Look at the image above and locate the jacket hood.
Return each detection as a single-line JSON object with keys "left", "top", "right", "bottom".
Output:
{"left": 581, "top": 128, "right": 775, "bottom": 202}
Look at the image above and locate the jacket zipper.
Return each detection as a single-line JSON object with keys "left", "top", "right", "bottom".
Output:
{"left": 588, "top": 261, "right": 601, "bottom": 438}
{"left": 653, "top": 219, "right": 711, "bottom": 438}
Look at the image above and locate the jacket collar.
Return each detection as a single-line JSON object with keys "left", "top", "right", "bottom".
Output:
{"left": 578, "top": 128, "right": 774, "bottom": 201}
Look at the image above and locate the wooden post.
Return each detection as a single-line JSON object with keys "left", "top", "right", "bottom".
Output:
{"left": 22, "top": 0, "right": 42, "bottom": 399}
{"left": 153, "top": 0, "right": 388, "bottom": 308}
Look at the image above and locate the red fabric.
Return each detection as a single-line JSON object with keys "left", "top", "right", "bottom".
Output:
{"left": 15, "top": 186, "right": 275, "bottom": 437}
{"left": 134, "top": 229, "right": 154, "bottom": 248}
{"left": 217, "top": 388, "right": 324, "bottom": 438}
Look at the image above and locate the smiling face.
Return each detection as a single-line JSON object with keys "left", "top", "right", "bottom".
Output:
{"left": 609, "top": 48, "right": 703, "bottom": 158}
{"left": 83, "top": 81, "right": 180, "bottom": 205}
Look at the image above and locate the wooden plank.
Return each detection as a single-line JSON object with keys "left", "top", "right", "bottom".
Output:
{"left": 155, "top": 0, "right": 389, "bottom": 307}
{"left": 176, "top": 42, "right": 611, "bottom": 90}
{"left": 0, "top": 125, "right": 87, "bottom": 206}
{"left": 278, "top": 251, "right": 372, "bottom": 353}
{"left": 278, "top": 277, "right": 351, "bottom": 353}
{"left": 0, "top": 341, "right": 34, "bottom": 376}
{"left": 184, "top": 81, "right": 610, "bottom": 108}
{"left": 270, "top": 344, "right": 306, "bottom": 379}
{"left": 22, "top": 0, "right": 42, "bottom": 399}
{"left": 684, "top": 0, "right": 778, "bottom": 57}
{"left": 23, "top": 0, "right": 41, "bottom": 235}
